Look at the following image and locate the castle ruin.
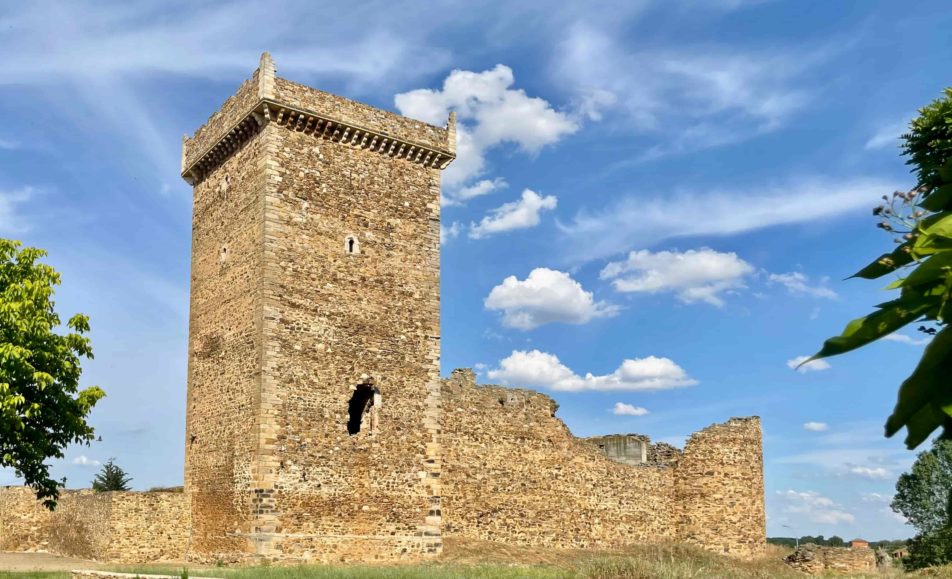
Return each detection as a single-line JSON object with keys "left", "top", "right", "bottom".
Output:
{"left": 0, "top": 54, "right": 766, "bottom": 564}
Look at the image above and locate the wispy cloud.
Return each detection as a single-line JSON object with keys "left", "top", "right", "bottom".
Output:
{"left": 787, "top": 355, "right": 831, "bottom": 373}
{"left": 803, "top": 422, "right": 829, "bottom": 432}
{"left": 555, "top": 25, "right": 829, "bottom": 159}
{"left": 865, "top": 119, "right": 909, "bottom": 150}
{"left": 777, "top": 490, "right": 855, "bottom": 525}
{"left": 0, "top": 187, "right": 36, "bottom": 234}
{"left": 769, "top": 272, "right": 838, "bottom": 299}
{"left": 558, "top": 177, "right": 895, "bottom": 263}
{"left": 883, "top": 333, "right": 932, "bottom": 346}
{"left": 72, "top": 455, "right": 101, "bottom": 467}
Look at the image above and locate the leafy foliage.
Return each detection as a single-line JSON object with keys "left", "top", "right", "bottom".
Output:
{"left": 91, "top": 458, "right": 131, "bottom": 492}
{"left": 892, "top": 439, "right": 952, "bottom": 569}
{"left": 808, "top": 88, "right": 952, "bottom": 448}
{"left": 0, "top": 239, "right": 104, "bottom": 508}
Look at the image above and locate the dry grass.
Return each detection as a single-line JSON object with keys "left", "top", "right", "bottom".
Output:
{"left": 6, "top": 539, "right": 952, "bottom": 578}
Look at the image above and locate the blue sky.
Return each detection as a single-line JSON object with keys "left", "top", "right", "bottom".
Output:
{"left": 2, "top": 0, "right": 949, "bottom": 540}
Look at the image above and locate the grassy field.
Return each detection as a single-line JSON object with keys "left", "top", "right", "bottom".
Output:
{"left": 1, "top": 541, "right": 946, "bottom": 579}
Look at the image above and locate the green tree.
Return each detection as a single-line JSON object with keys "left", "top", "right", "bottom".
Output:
{"left": 806, "top": 88, "right": 952, "bottom": 448}
{"left": 828, "top": 535, "right": 846, "bottom": 548}
{"left": 91, "top": 458, "right": 131, "bottom": 492}
{"left": 892, "top": 439, "right": 952, "bottom": 569}
{"left": 893, "top": 439, "right": 952, "bottom": 535}
{"left": 0, "top": 239, "right": 104, "bottom": 508}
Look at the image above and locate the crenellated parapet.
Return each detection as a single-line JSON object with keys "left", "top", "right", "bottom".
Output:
{"left": 181, "top": 53, "right": 455, "bottom": 186}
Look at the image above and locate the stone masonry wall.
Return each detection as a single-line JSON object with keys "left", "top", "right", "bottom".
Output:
{"left": 0, "top": 487, "right": 188, "bottom": 563}
{"left": 675, "top": 417, "right": 766, "bottom": 558}
{"left": 785, "top": 544, "right": 877, "bottom": 575}
{"left": 440, "top": 370, "right": 765, "bottom": 558}
{"left": 250, "top": 97, "right": 443, "bottom": 562}
{"left": 184, "top": 117, "right": 267, "bottom": 561}
{"left": 440, "top": 370, "right": 678, "bottom": 549}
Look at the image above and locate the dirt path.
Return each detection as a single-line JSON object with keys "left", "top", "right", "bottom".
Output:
{"left": 0, "top": 551, "right": 103, "bottom": 572}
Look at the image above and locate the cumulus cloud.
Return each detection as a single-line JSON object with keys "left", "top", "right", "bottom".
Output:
{"left": 883, "top": 333, "right": 932, "bottom": 347}
{"left": 485, "top": 268, "right": 619, "bottom": 330}
{"left": 612, "top": 402, "right": 649, "bottom": 416}
{"left": 396, "top": 65, "right": 578, "bottom": 189}
{"left": 850, "top": 466, "right": 890, "bottom": 480}
{"left": 72, "top": 455, "right": 101, "bottom": 467}
{"left": 444, "top": 178, "right": 508, "bottom": 207}
{"left": 469, "top": 189, "right": 557, "bottom": 239}
{"left": 487, "top": 349, "right": 697, "bottom": 392}
{"left": 803, "top": 422, "right": 829, "bottom": 432}
{"left": 768, "top": 272, "right": 837, "bottom": 299}
{"left": 440, "top": 221, "right": 462, "bottom": 244}
{"left": 558, "top": 177, "right": 899, "bottom": 264}
{"left": 787, "top": 356, "right": 831, "bottom": 373}
{"left": 861, "top": 492, "right": 891, "bottom": 503}
{"left": 777, "top": 490, "right": 855, "bottom": 525}
{"left": 600, "top": 248, "right": 754, "bottom": 306}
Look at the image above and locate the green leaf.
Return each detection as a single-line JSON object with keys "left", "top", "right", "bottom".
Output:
{"left": 921, "top": 184, "right": 952, "bottom": 212}
{"left": 850, "top": 243, "right": 915, "bottom": 279}
{"left": 920, "top": 211, "right": 952, "bottom": 239}
{"left": 886, "top": 326, "right": 952, "bottom": 447}
{"left": 807, "top": 298, "right": 934, "bottom": 363}
{"left": 903, "top": 251, "right": 952, "bottom": 288}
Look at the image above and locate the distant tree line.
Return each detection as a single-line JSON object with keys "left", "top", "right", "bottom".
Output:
{"left": 767, "top": 536, "right": 908, "bottom": 551}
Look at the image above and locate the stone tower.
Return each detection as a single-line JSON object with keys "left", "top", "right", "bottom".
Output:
{"left": 180, "top": 53, "right": 455, "bottom": 563}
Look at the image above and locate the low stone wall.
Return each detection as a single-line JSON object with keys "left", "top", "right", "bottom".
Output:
{"left": 0, "top": 487, "right": 189, "bottom": 563}
{"left": 71, "top": 572, "right": 221, "bottom": 579}
{"left": 785, "top": 544, "right": 877, "bottom": 575}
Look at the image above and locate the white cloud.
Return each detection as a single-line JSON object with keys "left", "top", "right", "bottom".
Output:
{"left": 803, "top": 422, "right": 829, "bottom": 432}
{"left": 556, "top": 25, "right": 821, "bottom": 159}
{"left": 777, "top": 490, "right": 855, "bottom": 525}
{"left": 469, "top": 189, "right": 557, "bottom": 239}
{"left": 487, "top": 349, "right": 697, "bottom": 392}
{"left": 861, "top": 492, "right": 891, "bottom": 503}
{"left": 444, "top": 178, "right": 508, "bottom": 207}
{"left": 768, "top": 272, "right": 837, "bottom": 299}
{"left": 485, "top": 268, "right": 619, "bottom": 330}
{"left": 883, "top": 333, "right": 932, "bottom": 346}
{"left": 600, "top": 248, "right": 754, "bottom": 306}
{"left": 396, "top": 64, "right": 578, "bottom": 190}
{"left": 440, "top": 221, "right": 462, "bottom": 244}
{"left": 613, "top": 402, "right": 649, "bottom": 416}
{"left": 72, "top": 455, "right": 101, "bottom": 467}
{"left": 0, "top": 187, "right": 35, "bottom": 234}
{"left": 850, "top": 466, "right": 890, "bottom": 480}
{"left": 559, "top": 177, "right": 898, "bottom": 264}
{"left": 865, "top": 120, "right": 908, "bottom": 150}
{"left": 787, "top": 355, "right": 831, "bottom": 373}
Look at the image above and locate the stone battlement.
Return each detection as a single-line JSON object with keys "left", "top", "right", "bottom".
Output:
{"left": 180, "top": 53, "right": 455, "bottom": 185}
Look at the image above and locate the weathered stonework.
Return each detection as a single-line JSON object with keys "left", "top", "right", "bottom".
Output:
{"left": 183, "top": 52, "right": 450, "bottom": 564}
{"left": 0, "top": 53, "right": 767, "bottom": 566}
{"left": 440, "top": 370, "right": 765, "bottom": 558}
{"left": 785, "top": 544, "right": 877, "bottom": 575}
{"left": 0, "top": 487, "right": 188, "bottom": 563}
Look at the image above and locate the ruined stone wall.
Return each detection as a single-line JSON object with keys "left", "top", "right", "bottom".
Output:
{"left": 440, "top": 370, "right": 679, "bottom": 549}
{"left": 439, "top": 370, "right": 765, "bottom": 558}
{"left": 0, "top": 487, "right": 188, "bottom": 563}
{"left": 251, "top": 104, "right": 443, "bottom": 562}
{"left": 183, "top": 118, "right": 267, "bottom": 560}
{"left": 675, "top": 417, "right": 766, "bottom": 558}
{"left": 785, "top": 544, "right": 877, "bottom": 575}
